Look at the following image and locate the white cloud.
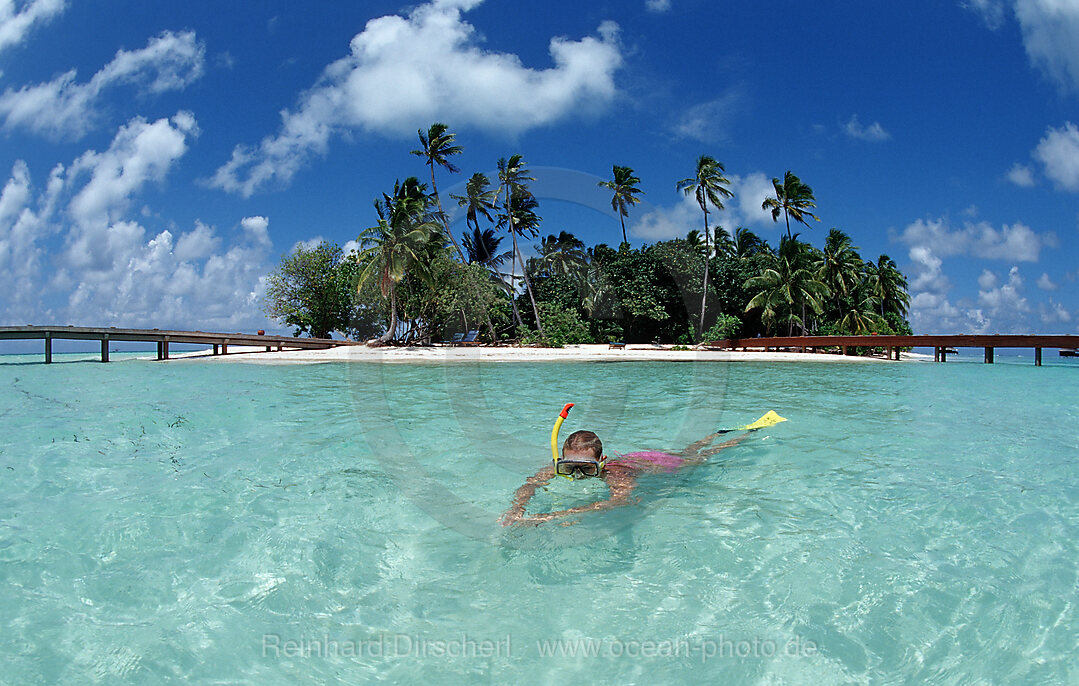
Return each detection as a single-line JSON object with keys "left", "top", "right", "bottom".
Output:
{"left": 1033, "top": 121, "right": 1079, "bottom": 191}
{"left": 1007, "top": 162, "right": 1035, "bottom": 187}
{"left": 1014, "top": 0, "right": 1079, "bottom": 92}
{"left": 672, "top": 88, "right": 745, "bottom": 143}
{"left": 963, "top": 0, "right": 1009, "bottom": 29}
{"left": 0, "top": 0, "right": 64, "bottom": 55}
{"left": 240, "top": 215, "right": 271, "bottom": 247}
{"left": 67, "top": 113, "right": 196, "bottom": 232}
{"left": 629, "top": 172, "right": 775, "bottom": 241}
{"left": 843, "top": 114, "right": 890, "bottom": 142}
{"left": 0, "top": 115, "right": 275, "bottom": 331}
{"left": 645, "top": 0, "right": 672, "bottom": 13}
{"left": 0, "top": 30, "right": 205, "bottom": 139}
{"left": 974, "top": 266, "right": 1034, "bottom": 332}
{"left": 211, "top": 0, "right": 623, "bottom": 196}
{"left": 174, "top": 220, "right": 219, "bottom": 262}
{"left": 895, "top": 217, "right": 1052, "bottom": 262}
{"left": 899, "top": 215, "right": 1063, "bottom": 334}
{"left": 1038, "top": 299, "right": 1071, "bottom": 324}
{"left": 1036, "top": 271, "right": 1058, "bottom": 290}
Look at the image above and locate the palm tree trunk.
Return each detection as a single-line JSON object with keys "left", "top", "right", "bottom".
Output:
{"left": 619, "top": 213, "right": 627, "bottom": 245}
{"left": 512, "top": 230, "right": 544, "bottom": 338}
{"left": 699, "top": 210, "right": 710, "bottom": 339}
{"left": 381, "top": 286, "right": 398, "bottom": 343}
{"left": 430, "top": 162, "right": 466, "bottom": 262}
{"left": 784, "top": 209, "right": 791, "bottom": 240}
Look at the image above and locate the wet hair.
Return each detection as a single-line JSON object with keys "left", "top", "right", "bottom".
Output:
{"left": 562, "top": 430, "right": 602, "bottom": 460}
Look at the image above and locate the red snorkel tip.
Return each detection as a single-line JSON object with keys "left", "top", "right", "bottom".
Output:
{"left": 559, "top": 403, "right": 574, "bottom": 418}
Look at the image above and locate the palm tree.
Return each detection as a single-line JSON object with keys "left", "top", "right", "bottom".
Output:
{"left": 745, "top": 236, "right": 829, "bottom": 336}
{"left": 685, "top": 229, "right": 706, "bottom": 255}
{"left": 597, "top": 165, "right": 644, "bottom": 245}
{"left": 535, "top": 231, "right": 587, "bottom": 278}
{"left": 732, "top": 227, "right": 768, "bottom": 259}
{"left": 411, "top": 123, "right": 465, "bottom": 261}
{"left": 451, "top": 172, "right": 498, "bottom": 237}
{"left": 355, "top": 177, "right": 440, "bottom": 342}
{"left": 762, "top": 170, "right": 819, "bottom": 240}
{"left": 865, "top": 254, "right": 910, "bottom": 319}
{"left": 462, "top": 227, "right": 507, "bottom": 268}
{"left": 713, "top": 226, "right": 735, "bottom": 259}
{"left": 497, "top": 155, "right": 544, "bottom": 337}
{"left": 816, "top": 228, "right": 864, "bottom": 317}
{"left": 677, "top": 155, "right": 734, "bottom": 338}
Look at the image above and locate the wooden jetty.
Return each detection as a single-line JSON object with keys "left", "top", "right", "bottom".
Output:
{"left": 710, "top": 334, "right": 1079, "bottom": 366}
{"left": 0, "top": 325, "right": 357, "bottom": 363}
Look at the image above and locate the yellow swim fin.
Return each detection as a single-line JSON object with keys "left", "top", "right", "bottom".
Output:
{"left": 718, "top": 411, "right": 787, "bottom": 433}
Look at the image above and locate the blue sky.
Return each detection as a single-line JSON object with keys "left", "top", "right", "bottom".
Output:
{"left": 1, "top": 0, "right": 1077, "bottom": 335}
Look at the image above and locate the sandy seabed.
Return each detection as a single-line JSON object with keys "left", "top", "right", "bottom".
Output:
{"left": 154, "top": 343, "right": 931, "bottom": 365}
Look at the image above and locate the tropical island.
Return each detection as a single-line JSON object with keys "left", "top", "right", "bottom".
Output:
{"left": 265, "top": 123, "right": 913, "bottom": 351}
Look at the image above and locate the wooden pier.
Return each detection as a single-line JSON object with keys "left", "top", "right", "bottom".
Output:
{"left": 711, "top": 334, "right": 1079, "bottom": 366}
{"left": 0, "top": 325, "right": 357, "bottom": 363}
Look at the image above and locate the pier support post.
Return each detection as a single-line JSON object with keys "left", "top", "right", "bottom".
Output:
{"left": 213, "top": 344, "right": 219, "bottom": 355}
{"left": 1035, "top": 348, "right": 1042, "bottom": 366}
{"left": 162, "top": 337, "right": 169, "bottom": 360}
{"left": 45, "top": 334, "right": 51, "bottom": 364}
{"left": 156, "top": 341, "right": 163, "bottom": 360}
{"left": 984, "top": 347, "right": 994, "bottom": 364}
{"left": 222, "top": 339, "right": 229, "bottom": 355}
{"left": 100, "top": 335, "right": 109, "bottom": 363}
{"left": 934, "top": 347, "right": 940, "bottom": 362}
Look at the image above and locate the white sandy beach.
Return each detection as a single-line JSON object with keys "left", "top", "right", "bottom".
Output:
{"left": 154, "top": 343, "right": 931, "bottom": 364}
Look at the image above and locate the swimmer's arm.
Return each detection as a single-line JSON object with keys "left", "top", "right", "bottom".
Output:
{"left": 512, "top": 472, "right": 637, "bottom": 526}
{"left": 499, "top": 465, "right": 556, "bottom": 526}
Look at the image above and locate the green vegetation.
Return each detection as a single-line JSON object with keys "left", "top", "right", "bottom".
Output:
{"left": 263, "top": 124, "right": 912, "bottom": 348}
{"left": 263, "top": 241, "right": 364, "bottom": 339}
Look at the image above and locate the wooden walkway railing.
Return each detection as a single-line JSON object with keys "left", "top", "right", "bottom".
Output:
{"left": 707, "top": 335, "right": 1079, "bottom": 366}
{"left": 0, "top": 325, "right": 357, "bottom": 363}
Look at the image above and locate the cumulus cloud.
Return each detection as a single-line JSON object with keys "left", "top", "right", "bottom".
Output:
{"left": 0, "top": 0, "right": 64, "bottom": 55}
{"left": 1007, "top": 162, "right": 1035, "bottom": 187}
{"left": 0, "top": 30, "right": 205, "bottom": 139}
{"left": 630, "top": 172, "right": 776, "bottom": 241}
{"left": 971, "top": 266, "right": 1036, "bottom": 332}
{"left": 1014, "top": 0, "right": 1079, "bottom": 93}
{"left": 66, "top": 112, "right": 196, "bottom": 233}
{"left": 645, "top": 0, "right": 672, "bottom": 13}
{"left": 0, "top": 114, "right": 274, "bottom": 330}
{"left": 211, "top": 0, "right": 623, "bottom": 197}
{"left": 1033, "top": 121, "right": 1079, "bottom": 191}
{"left": 1036, "top": 271, "right": 1058, "bottom": 290}
{"left": 898, "top": 216, "right": 1062, "bottom": 334}
{"left": 894, "top": 217, "right": 1053, "bottom": 262}
{"left": 1038, "top": 299, "right": 1071, "bottom": 324}
{"left": 843, "top": 114, "right": 890, "bottom": 142}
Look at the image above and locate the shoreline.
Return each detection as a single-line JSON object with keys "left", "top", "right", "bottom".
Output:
{"left": 149, "top": 343, "right": 931, "bottom": 365}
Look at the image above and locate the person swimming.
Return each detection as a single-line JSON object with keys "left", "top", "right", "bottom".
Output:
{"left": 499, "top": 407, "right": 784, "bottom": 526}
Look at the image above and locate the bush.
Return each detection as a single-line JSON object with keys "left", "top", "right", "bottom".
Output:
{"left": 521, "top": 302, "right": 594, "bottom": 347}
{"left": 703, "top": 314, "right": 742, "bottom": 342}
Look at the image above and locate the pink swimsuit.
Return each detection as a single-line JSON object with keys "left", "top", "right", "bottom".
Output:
{"left": 608, "top": 451, "right": 685, "bottom": 473}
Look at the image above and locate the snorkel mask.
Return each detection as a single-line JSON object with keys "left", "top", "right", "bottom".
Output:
{"left": 550, "top": 403, "right": 606, "bottom": 480}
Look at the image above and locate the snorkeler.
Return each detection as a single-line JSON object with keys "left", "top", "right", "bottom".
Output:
{"left": 499, "top": 404, "right": 785, "bottom": 526}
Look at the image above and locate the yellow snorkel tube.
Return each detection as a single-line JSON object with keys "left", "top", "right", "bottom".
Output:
{"left": 551, "top": 402, "right": 574, "bottom": 474}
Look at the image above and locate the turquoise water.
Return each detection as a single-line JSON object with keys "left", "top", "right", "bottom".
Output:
{"left": 1, "top": 354, "right": 1076, "bottom": 684}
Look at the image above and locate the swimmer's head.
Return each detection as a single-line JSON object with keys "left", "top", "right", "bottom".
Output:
{"left": 562, "top": 430, "right": 602, "bottom": 460}
{"left": 558, "top": 430, "right": 605, "bottom": 479}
